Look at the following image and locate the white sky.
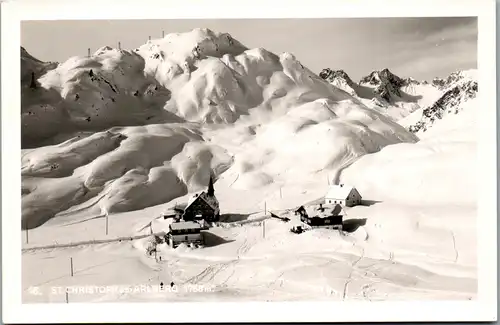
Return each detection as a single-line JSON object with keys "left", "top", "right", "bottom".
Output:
{"left": 21, "top": 17, "right": 477, "bottom": 81}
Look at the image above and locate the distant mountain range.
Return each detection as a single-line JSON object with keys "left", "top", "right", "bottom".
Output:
{"left": 319, "top": 67, "right": 478, "bottom": 133}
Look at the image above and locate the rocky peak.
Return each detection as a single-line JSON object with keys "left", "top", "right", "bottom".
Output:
{"left": 432, "top": 77, "right": 447, "bottom": 89}
{"left": 319, "top": 68, "right": 355, "bottom": 87}
{"left": 431, "top": 70, "right": 476, "bottom": 90}
{"left": 403, "top": 77, "right": 421, "bottom": 86}
{"left": 359, "top": 70, "right": 382, "bottom": 85}
{"left": 359, "top": 68, "right": 405, "bottom": 101}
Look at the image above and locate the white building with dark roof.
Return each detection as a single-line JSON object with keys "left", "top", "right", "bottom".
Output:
{"left": 296, "top": 203, "right": 345, "bottom": 230}
{"left": 167, "top": 221, "right": 204, "bottom": 248}
{"left": 324, "top": 184, "right": 362, "bottom": 207}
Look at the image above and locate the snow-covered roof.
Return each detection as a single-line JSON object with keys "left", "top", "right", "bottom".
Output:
{"left": 186, "top": 192, "right": 201, "bottom": 207}
{"left": 304, "top": 204, "right": 344, "bottom": 219}
{"left": 162, "top": 209, "right": 180, "bottom": 216}
{"left": 325, "top": 184, "right": 356, "bottom": 200}
{"left": 170, "top": 221, "right": 202, "bottom": 231}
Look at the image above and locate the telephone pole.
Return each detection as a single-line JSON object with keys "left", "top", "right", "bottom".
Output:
{"left": 87, "top": 48, "right": 90, "bottom": 58}
{"left": 105, "top": 213, "right": 109, "bottom": 235}
{"left": 24, "top": 220, "right": 29, "bottom": 244}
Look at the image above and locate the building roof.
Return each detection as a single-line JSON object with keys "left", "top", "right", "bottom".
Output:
{"left": 185, "top": 191, "right": 219, "bottom": 214}
{"left": 324, "top": 184, "right": 356, "bottom": 200}
{"left": 303, "top": 204, "right": 345, "bottom": 219}
{"left": 162, "top": 209, "right": 180, "bottom": 216}
{"left": 169, "top": 221, "right": 203, "bottom": 231}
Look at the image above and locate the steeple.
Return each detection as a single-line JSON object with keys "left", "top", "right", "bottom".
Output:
{"left": 207, "top": 174, "right": 215, "bottom": 197}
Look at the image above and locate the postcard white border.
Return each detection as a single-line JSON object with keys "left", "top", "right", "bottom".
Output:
{"left": 2, "top": 0, "right": 497, "bottom": 323}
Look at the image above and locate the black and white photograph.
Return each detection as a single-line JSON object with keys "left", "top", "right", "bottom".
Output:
{"left": 2, "top": 0, "right": 497, "bottom": 323}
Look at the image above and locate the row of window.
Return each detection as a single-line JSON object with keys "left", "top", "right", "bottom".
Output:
{"left": 327, "top": 199, "right": 359, "bottom": 204}
{"left": 170, "top": 229, "right": 201, "bottom": 235}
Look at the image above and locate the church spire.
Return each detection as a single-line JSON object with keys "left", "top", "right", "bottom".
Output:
{"left": 207, "top": 173, "right": 215, "bottom": 197}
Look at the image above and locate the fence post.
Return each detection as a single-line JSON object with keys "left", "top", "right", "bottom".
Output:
{"left": 65, "top": 291, "right": 69, "bottom": 303}
{"left": 70, "top": 257, "right": 74, "bottom": 277}
{"left": 25, "top": 220, "right": 29, "bottom": 244}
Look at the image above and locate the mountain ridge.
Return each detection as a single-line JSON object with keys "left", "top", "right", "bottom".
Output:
{"left": 319, "top": 67, "right": 477, "bottom": 127}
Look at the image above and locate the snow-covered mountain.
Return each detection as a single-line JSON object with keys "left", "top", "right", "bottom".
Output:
{"left": 21, "top": 28, "right": 417, "bottom": 228}
{"left": 319, "top": 67, "right": 436, "bottom": 121}
{"left": 319, "top": 67, "right": 478, "bottom": 134}
{"left": 21, "top": 46, "right": 58, "bottom": 84}
{"left": 21, "top": 46, "right": 181, "bottom": 148}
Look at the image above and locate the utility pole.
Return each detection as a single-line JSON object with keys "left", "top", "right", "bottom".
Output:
{"left": 70, "top": 257, "right": 74, "bottom": 277}
{"left": 262, "top": 220, "right": 265, "bottom": 239}
{"left": 280, "top": 187, "right": 282, "bottom": 199}
{"left": 105, "top": 213, "right": 109, "bottom": 235}
{"left": 25, "top": 220, "right": 29, "bottom": 244}
{"left": 162, "top": 30, "right": 165, "bottom": 38}
{"left": 264, "top": 201, "right": 267, "bottom": 215}
{"left": 87, "top": 48, "right": 90, "bottom": 58}
{"left": 118, "top": 41, "right": 121, "bottom": 50}
{"left": 65, "top": 291, "right": 69, "bottom": 303}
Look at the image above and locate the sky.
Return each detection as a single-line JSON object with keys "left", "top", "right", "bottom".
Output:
{"left": 21, "top": 17, "right": 477, "bottom": 81}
